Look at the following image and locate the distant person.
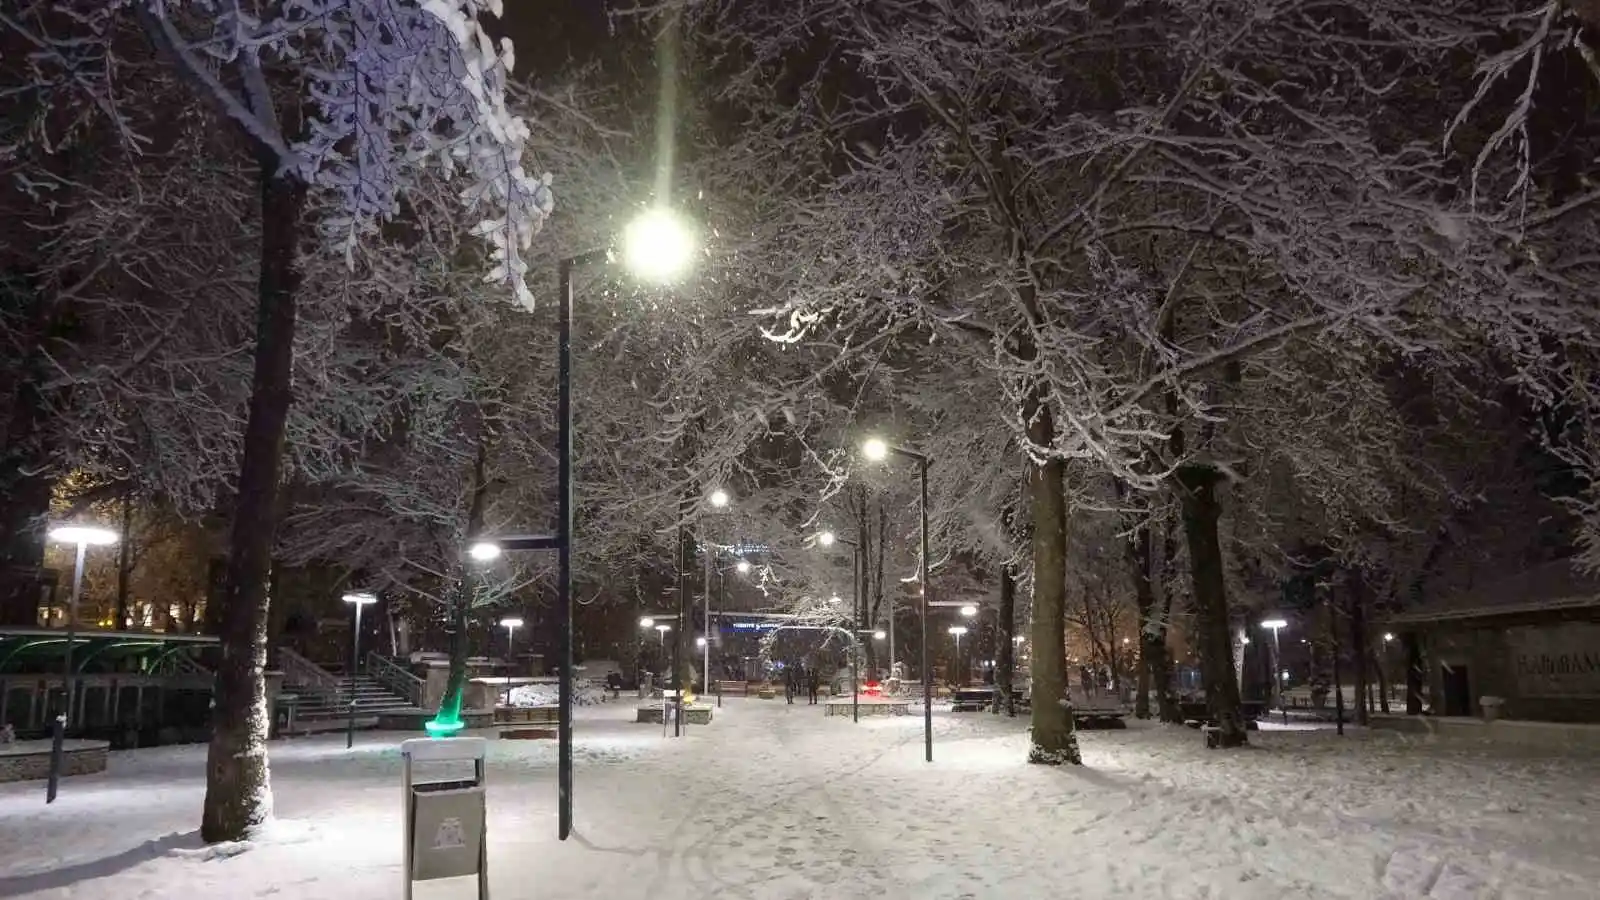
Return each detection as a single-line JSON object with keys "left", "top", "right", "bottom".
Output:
{"left": 784, "top": 665, "right": 797, "bottom": 704}
{"left": 605, "top": 671, "right": 623, "bottom": 700}
{"left": 807, "top": 667, "right": 821, "bottom": 705}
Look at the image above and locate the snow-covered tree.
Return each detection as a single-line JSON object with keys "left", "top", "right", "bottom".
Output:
{"left": 3, "top": 0, "right": 554, "bottom": 840}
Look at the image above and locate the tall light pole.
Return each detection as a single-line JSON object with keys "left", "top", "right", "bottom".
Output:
{"left": 45, "top": 524, "right": 118, "bottom": 803}
{"left": 343, "top": 592, "right": 377, "bottom": 749}
{"left": 459, "top": 206, "right": 696, "bottom": 841}
{"left": 948, "top": 625, "right": 969, "bottom": 685}
{"left": 863, "top": 436, "right": 933, "bottom": 762}
{"left": 1262, "top": 617, "right": 1288, "bottom": 712}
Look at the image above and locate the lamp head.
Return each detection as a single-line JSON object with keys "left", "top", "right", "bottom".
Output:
{"left": 873, "top": 630, "right": 886, "bottom": 640}
{"left": 1261, "top": 618, "right": 1288, "bottom": 630}
{"left": 947, "top": 625, "right": 968, "bottom": 636}
{"left": 500, "top": 617, "right": 524, "bottom": 629}
{"left": 468, "top": 541, "right": 502, "bottom": 562}
{"left": 861, "top": 437, "right": 889, "bottom": 462}
{"left": 342, "top": 592, "right": 378, "bottom": 606}
{"left": 639, "top": 617, "right": 655, "bottom": 629}
{"left": 959, "top": 604, "right": 977, "bottom": 617}
{"left": 735, "top": 559, "right": 751, "bottom": 574}
{"left": 622, "top": 207, "right": 696, "bottom": 283}
{"left": 708, "top": 488, "right": 730, "bottom": 508}
{"left": 818, "top": 531, "right": 836, "bottom": 547}
{"left": 49, "top": 525, "right": 118, "bottom": 546}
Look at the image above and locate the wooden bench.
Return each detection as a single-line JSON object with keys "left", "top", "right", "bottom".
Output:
{"left": 951, "top": 687, "right": 994, "bottom": 712}
{"left": 715, "top": 680, "right": 750, "bottom": 697}
{"left": 496, "top": 706, "right": 558, "bottom": 725}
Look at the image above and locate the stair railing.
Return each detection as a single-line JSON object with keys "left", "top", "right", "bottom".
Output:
{"left": 279, "top": 647, "right": 342, "bottom": 705}
{"left": 366, "top": 651, "right": 425, "bottom": 708}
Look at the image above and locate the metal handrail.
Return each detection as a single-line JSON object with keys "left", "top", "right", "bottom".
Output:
{"left": 366, "top": 651, "right": 424, "bottom": 707}
{"left": 278, "top": 647, "right": 341, "bottom": 704}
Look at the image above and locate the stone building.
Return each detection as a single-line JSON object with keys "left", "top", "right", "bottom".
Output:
{"left": 1388, "top": 559, "right": 1600, "bottom": 722}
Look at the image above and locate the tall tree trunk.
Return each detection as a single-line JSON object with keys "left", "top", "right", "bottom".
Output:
{"left": 1124, "top": 507, "right": 1156, "bottom": 719}
{"left": 116, "top": 489, "right": 134, "bottom": 630}
{"left": 201, "top": 164, "right": 306, "bottom": 843}
{"left": 1174, "top": 463, "right": 1246, "bottom": 747}
{"left": 1403, "top": 631, "right": 1424, "bottom": 714}
{"left": 994, "top": 563, "right": 1017, "bottom": 716}
{"left": 438, "top": 439, "right": 491, "bottom": 729}
{"left": 1350, "top": 573, "right": 1370, "bottom": 726}
{"left": 1027, "top": 397, "right": 1081, "bottom": 765}
{"left": 0, "top": 276, "right": 59, "bottom": 627}
{"left": 1152, "top": 519, "right": 1183, "bottom": 723}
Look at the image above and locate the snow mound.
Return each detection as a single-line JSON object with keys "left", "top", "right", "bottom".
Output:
{"left": 506, "top": 683, "right": 605, "bottom": 707}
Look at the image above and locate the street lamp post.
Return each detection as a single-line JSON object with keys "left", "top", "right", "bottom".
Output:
{"left": 500, "top": 616, "right": 523, "bottom": 706}
{"left": 863, "top": 437, "right": 933, "bottom": 762}
{"left": 948, "top": 625, "right": 969, "bottom": 685}
{"left": 702, "top": 489, "right": 731, "bottom": 705}
{"left": 44, "top": 524, "right": 118, "bottom": 803}
{"left": 458, "top": 206, "right": 695, "bottom": 841}
{"left": 343, "top": 592, "right": 377, "bottom": 749}
{"left": 1261, "top": 617, "right": 1288, "bottom": 717}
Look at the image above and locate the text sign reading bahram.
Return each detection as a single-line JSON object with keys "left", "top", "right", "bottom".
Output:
{"left": 1508, "top": 624, "right": 1600, "bottom": 698}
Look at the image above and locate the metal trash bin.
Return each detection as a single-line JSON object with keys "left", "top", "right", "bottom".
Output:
{"left": 402, "top": 737, "right": 488, "bottom": 900}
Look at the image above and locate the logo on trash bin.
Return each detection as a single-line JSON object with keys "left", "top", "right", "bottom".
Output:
{"left": 432, "top": 816, "right": 467, "bottom": 851}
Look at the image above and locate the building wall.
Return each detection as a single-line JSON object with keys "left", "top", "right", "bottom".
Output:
{"left": 1423, "top": 610, "right": 1600, "bottom": 723}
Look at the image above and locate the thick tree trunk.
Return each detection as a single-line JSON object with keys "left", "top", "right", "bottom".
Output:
{"left": 439, "top": 440, "right": 491, "bottom": 728}
{"left": 1124, "top": 511, "right": 1156, "bottom": 719}
{"left": 1350, "top": 575, "right": 1370, "bottom": 726}
{"left": 0, "top": 277, "right": 59, "bottom": 627}
{"left": 994, "top": 564, "right": 1017, "bottom": 716}
{"left": 1027, "top": 400, "right": 1081, "bottom": 765}
{"left": 1403, "top": 630, "right": 1424, "bottom": 714}
{"left": 1175, "top": 463, "right": 1247, "bottom": 747}
{"left": 201, "top": 165, "right": 305, "bottom": 843}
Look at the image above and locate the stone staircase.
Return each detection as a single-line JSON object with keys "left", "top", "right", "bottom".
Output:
{"left": 278, "top": 648, "right": 417, "bottom": 727}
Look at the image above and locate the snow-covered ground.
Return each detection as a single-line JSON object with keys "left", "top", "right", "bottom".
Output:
{"left": 3, "top": 701, "right": 1598, "bottom": 899}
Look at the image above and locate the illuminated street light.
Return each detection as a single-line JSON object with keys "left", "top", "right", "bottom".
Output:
{"left": 861, "top": 437, "right": 889, "bottom": 461}
{"left": 1383, "top": 632, "right": 1395, "bottom": 642}
{"left": 696, "top": 636, "right": 707, "bottom": 648}
{"left": 43, "top": 523, "right": 119, "bottom": 802}
{"left": 468, "top": 541, "right": 502, "bottom": 562}
{"left": 622, "top": 207, "right": 697, "bottom": 283}
{"left": 735, "top": 559, "right": 751, "bottom": 574}
{"left": 1261, "top": 617, "right": 1289, "bottom": 712}
{"left": 873, "top": 630, "right": 887, "bottom": 640}
{"left": 639, "top": 617, "right": 656, "bottom": 629}
{"left": 818, "top": 531, "right": 836, "bottom": 547}
{"left": 708, "top": 488, "right": 730, "bottom": 508}
{"left": 341, "top": 592, "right": 378, "bottom": 749}
{"left": 960, "top": 605, "right": 977, "bottom": 617}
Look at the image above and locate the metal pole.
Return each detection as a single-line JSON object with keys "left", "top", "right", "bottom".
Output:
{"left": 347, "top": 601, "right": 362, "bottom": 749}
{"left": 674, "top": 521, "right": 685, "bottom": 738}
{"left": 48, "top": 541, "right": 87, "bottom": 801}
{"left": 852, "top": 542, "right": 859, "bottom": 723}
{"left": 65, "top": 541, "right": 85, "bottom": 722}
{"left": 557, "top": 257, "right": 576, "bottom": 840}
{"left": 703, "top": 532, "right": 711, "bottom": 698}
{"left": 919, "top": 457, "right": 932, "bottom": 763}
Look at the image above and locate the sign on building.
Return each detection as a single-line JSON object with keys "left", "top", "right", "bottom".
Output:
{"left": 1507, "top": 624, "right": 1600, "bottom": 698}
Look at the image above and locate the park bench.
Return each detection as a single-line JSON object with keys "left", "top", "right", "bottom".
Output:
{"left": 951, "top": 686, "right": 994, "bottom": 712}
{"left": 716, "top": 680, "right": 750, "bottom": 697}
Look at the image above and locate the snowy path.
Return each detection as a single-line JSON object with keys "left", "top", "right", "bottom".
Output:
{"left": 2, "top": 701, "right": 1598, "bottom": 899}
